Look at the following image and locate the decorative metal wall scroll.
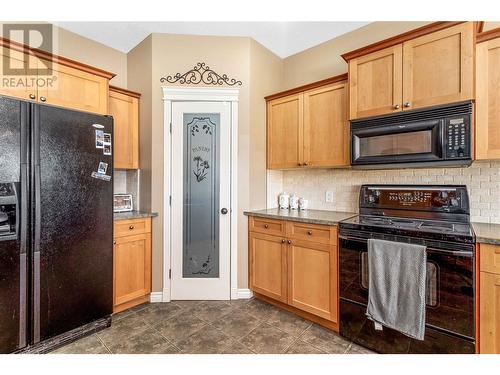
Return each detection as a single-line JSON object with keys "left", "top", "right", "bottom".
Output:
{"left": 160, "top": 62, "right": 242, "bottom": 86}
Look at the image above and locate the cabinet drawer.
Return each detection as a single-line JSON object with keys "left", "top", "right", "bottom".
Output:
{"left": 249, "top": 217, "right": 285, "bottom": 236}
{"left": 287, "top": 221, "right": 337, "bottom": 245}
{"left": 114, "top": 218, "right": 151, "bottom": 238}
{"left": 481, "top": 244, "right": 500, "bottom": 275}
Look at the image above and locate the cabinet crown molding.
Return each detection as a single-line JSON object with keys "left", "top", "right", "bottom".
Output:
{"left": 110, "top": 85, "right": 141, "bottom": 98}
{"left": 0, "top": 37, "right": 116, "bottom": 79}
{"left": 476, "top": 27, "right": 500, "bottom": 44}
{"left": 265, "top": 73, "right": 348, "bottom": 102}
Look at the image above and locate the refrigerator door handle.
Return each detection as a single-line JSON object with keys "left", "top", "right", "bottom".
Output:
{"left": 19, "top": 164, "right": 28, "bottom": 348}
{"left": 32, "top": 104, "right": 41, "bottom": 344}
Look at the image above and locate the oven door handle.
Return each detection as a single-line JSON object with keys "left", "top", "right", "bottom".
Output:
{"left": 339, "top": 235, "right": 474, "bottom": 258}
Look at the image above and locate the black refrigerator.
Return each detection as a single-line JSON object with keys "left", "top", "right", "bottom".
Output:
{"left": 0, "top": 95, "right": 113, "bottom": 353}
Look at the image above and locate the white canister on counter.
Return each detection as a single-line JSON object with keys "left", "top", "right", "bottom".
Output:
{"left": 289, "top": 194, "right": 299, "bottom": 210}
{"left": 278, "top": 192, "right": 290, "bottom": 209}
{"left": 298, "top": 197, "right": 309, "bottom": 210}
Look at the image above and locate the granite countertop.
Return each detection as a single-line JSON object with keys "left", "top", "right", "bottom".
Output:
{"left": 244, "top": 208, "right": 357, "bottom": 226}
{"left": 472, "top": 222, "right": 500, "bottom": 245}
{"left": 114, "top": 211, "right": 158, "bottom": 221}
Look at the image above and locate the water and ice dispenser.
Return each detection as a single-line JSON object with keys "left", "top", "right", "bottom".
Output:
{"left": 0, "top": 183, "right": 19, "bottom": 241}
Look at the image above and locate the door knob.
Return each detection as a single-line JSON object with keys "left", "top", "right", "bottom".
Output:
{"left": 40, "top": 96, "right": 46, "bottom": 102}
{"left": 221, "top": 208, "right": 228, "bottom": 215}
{"left": 404, "top": 102, "right": 411, "bottom": 108}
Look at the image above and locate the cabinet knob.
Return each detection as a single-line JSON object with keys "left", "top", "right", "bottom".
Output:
{"left": 40, "top": 96, "right": 46, "bottom": 102}
{"left": 394, "top": 104, "right": 400, "bottom": 109}
{"left": 281, "top": 239, "right": 285, "bottom": 243}
{"left": 287, "top": 240, "right": 292, "bottom": 245}
{"left": 303, "top": 162, "right": 309, "bottom": 166}
{"left": 113, "top": 240, "right": 116, "bottom": 245}
{"left": 29, "top": 94, "right": 36, "bottom": 100}
{"left": 404, "top": 102, "right": 411, "bottom": 108}
{"left": 307, "top": 230, "right": 313, "bottom": 235}
{"left": 264, "top": 224, "right": 269, "bottom": 229}
{"left": 129, "top": 225, "right": 135, "bottom": 230}
{"left": 297, "top": 162, "right": 302, "bottom": 166}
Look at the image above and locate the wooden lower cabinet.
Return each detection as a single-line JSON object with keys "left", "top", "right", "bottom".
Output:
{"left": 480, "top": 243, "right": 500, "bottom": 353}
{"left": 248, "top": 217, "right": 339, "bottom": 330}
{"left": 113, "top": 218, "right": 152, "bottom": 313}
{"left": 249, "top": 232, "right": 287, "bottom": 303}
{"left": 288, "top": 239, "right": 337, "bottom": 321}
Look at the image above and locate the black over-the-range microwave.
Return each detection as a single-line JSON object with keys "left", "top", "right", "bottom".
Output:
{"left": 350, "top": 101, "right": 473, "bottom": 169}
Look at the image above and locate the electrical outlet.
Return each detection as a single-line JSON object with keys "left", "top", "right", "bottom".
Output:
{"left": 325, "top": 191, "right": 334, "bottom": 203}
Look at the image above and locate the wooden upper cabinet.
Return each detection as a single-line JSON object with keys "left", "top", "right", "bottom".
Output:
{"left": 109, "top": 86, "right": 140, "bottom": 169}
{"left": 349, "top": 45, "right": 403, "bottom": 120}
{"left": 402, "top": 22, "right": 474, "bottom": 111}
{"left": 345, "top": 22, "right": 474, "bottom": 120}
{"left": 39, "top": 59, "right": 109, "bottom": 115}
{"left": 267, "top": 93, "right": 303, "bottom": 169}
{"left": 266, "top": 74, "right": 349, "bottom": 170}
{"left": 0, "top": 47, "right": 41, "bottom": 101}
{"left": 0, "top": 40, "right": 114, "bottom": 114}
{"left": 304, "top": 82, "right": 349, "bottom": 167}
{"left": 476, "top": 36, "right": 500, "bottom": 160}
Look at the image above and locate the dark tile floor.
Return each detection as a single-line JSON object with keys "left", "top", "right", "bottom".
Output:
{"left": 51, "top": 298, "right": 375, "bottom": 354}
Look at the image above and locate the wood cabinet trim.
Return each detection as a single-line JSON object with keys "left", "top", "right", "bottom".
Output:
{"left": 341, "top": 21, "right": 466, "bottom": 62}
{"left": 475, "top": 36, "right": 500, "bottom": 160}
{"left": 0, "top": 37, "right": 116, "bottom": 79}
{"left": 476, "top": 27, "right": 500, "bottom": 43}
{"left": 110, "top": 85, "right": 141, "bottom": 98}
{"left": 264, "top": 73, "right": 348, "bottom": 102}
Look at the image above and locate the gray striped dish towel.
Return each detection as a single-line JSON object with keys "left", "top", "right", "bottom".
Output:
{"left": 366, "top": 238, "right": 427, "bottom": 340}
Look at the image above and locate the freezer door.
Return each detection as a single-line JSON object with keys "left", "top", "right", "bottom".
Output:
{"left": 32, "top": 104, "right": 113, "bottom": 343}
{"left": 0, "top": 96, "right": 29, "bottom": 353}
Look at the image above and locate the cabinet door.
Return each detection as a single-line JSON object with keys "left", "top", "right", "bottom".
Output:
{"left": 109, "top": 90, "right": 139, "bottom": 169}
{"left": 249, "top": 232, "right": 287, "bottom": 302}
{"left": 114, "top": 233, "right": 152, "bottom": 309}
{"left": 480, "top": 272, "right": 500, "bottom": 354}
{"left": 38, "top": 60, "right": 109, "bottom": 115}
{"left": 349, "top": 45, "right": 403, "bottom": 120}
{"left": 0, "top": 47, "right": 39, "bottom": 101}
{"left": 476, "top": 37, "right": 500, "bottom": 160}
{"left": 402, "top": 22, "right": 473, "bottom": 111}
{"left": 287, "top": 239, "right": 338, "bottom": 322}
{"left": 304, "top": 82, "right": 349, "bottom": 167}
{"left": 267, "top": 93, "right": 303, "bottom": 169}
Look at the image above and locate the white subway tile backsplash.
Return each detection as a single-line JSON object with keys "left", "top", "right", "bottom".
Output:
{"left": 268, "top": 161, "right": 500, "bottom": 223}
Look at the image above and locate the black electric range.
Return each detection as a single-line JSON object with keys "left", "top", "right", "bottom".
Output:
{"left": 338, "top": 185, "right": 476, "bottom": 354}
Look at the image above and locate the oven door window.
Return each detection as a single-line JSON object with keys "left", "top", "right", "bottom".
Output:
{"left": 352, "top": 119, "right": 443, "bottom": 165}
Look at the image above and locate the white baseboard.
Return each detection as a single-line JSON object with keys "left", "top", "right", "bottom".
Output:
{"left": 149, "top": 292, "right": 164, "bottom": 303}
{"left": 231, "top": 288, "right": 253, "bottom": 300}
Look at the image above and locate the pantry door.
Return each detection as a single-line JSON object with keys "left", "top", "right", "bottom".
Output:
{"left": 170, "top": 101, "right": 231, "bottom": 300}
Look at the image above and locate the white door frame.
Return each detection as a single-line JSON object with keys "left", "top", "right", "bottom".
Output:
{"left": 162, "top": 87, "right": 239, "bottom": 302}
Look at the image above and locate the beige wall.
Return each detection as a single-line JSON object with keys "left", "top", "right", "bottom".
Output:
{"left": 282, "top": 22, "right": 431, "bottom": 89}
{"left": 55, "top": 26, "right": 127, "bottom": 87}
{"left": 130, "top": 34, "right": 282, "bottom": 291}
{"left": 127, "top": 35, "right": 153, "bottom": 213}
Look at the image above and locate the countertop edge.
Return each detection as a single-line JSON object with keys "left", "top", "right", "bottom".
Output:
{"left": 244, "top": 210, "right": 357, "bottom": 226}
{"left": 113, "top": 211, "right": 158, "bottom": 221}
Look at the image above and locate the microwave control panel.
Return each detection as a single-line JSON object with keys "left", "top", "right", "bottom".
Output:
{"left": 444, "top": 116, "right": 470, "bottom": 159}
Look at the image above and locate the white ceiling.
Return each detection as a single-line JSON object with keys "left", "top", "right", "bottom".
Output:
{"left": 54, "top": 22, "right": 370, "bottom": 58}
